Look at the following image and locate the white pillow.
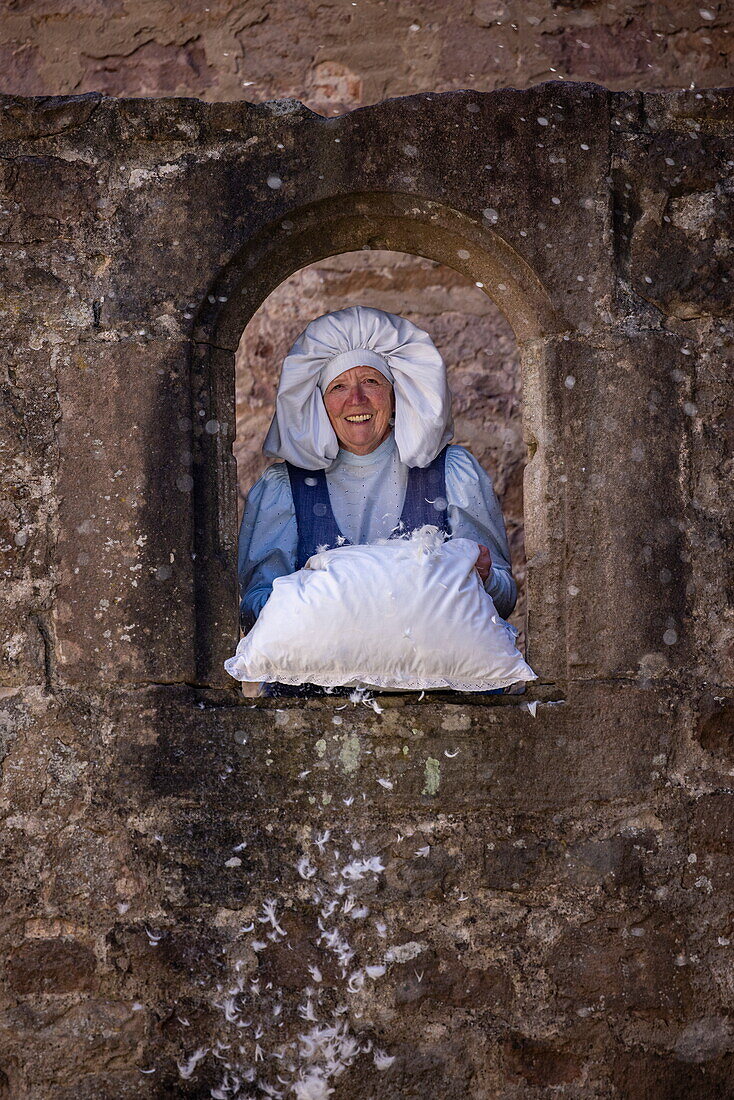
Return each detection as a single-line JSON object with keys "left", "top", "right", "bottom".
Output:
{"left": 225, "top": 527, "right": 536, "bottom": 692}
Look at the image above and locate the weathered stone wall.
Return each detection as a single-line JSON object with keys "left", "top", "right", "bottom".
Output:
{"left": 6, "top": 0, "right": 730, "bottom": 637}
{"left": 1, "top": 84, "right": 733, "bottom": 1098}
{"left": 3, "top": 0, "right": 733, "bottom": 103}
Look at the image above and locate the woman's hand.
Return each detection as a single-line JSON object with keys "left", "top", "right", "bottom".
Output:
{"left": 475, "top": 543, "right": 492, "bottom": 583}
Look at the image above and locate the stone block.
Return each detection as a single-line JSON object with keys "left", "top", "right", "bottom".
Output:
{"left": 0, "top": 997, "right": 147, "bottom": 1096}
{"left": 562, "top": 833, "right": 651, "bottom": 892}
{"left": 6, "top": 936, "right": 97, "bottom": 994}
{"left": 106, "top": 919, "right": 228, "bottom": 990}
{"left": 483, "top": 838, "right": 556, "bottom": 892}
{"left": 685, "top": 327, "right": 734, "bottom": 687}
{"left": 696, "top": 695, "right": 734, "bottom": 762}
{"left": 616, "top": 128, "right": 734, "bottom": 320}
{"left": 384, "top": 839, "right": 465, "bottom": 899}
{"left": 0, "top": 154, "right": 99, "bottom": 245}
{"left": 482, "top": 829, "right": 655, "bottom": 895}
{"left": 504, "top": 1032, "right": 583, "bottom": 1086}
{"left": 392, "top": 947, "right": 513, "bottom": 1014}
{"left": 689, "top": 793, "right": 734, "bottom": 894}
{"left": 54, "top": 337, "right": 196, "bottom": 685}
{"left": 544, "top": 332, "right": 692, "bottom": 678}
{"left": 1, "top": 341, "right": 60, "bottom": 688}
{"left": 550, "top": 913, "right": 687, "bottom": 1013}
{"left": 256, "top": 908, "right": 339, "bottom": 991}
{"left": 613, "top": 1048, "right": 734, "bottom": 1099}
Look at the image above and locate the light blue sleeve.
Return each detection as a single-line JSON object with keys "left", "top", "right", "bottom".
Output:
{"left": 237, "top": 463, "right": 298, "bottom": 629}
{"left": 445, "top": 445, "right": 517, "bottom": 620}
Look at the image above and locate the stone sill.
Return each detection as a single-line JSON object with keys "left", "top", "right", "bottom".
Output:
{"left": 193, "top": 682, "right": 566, "bottom": 710}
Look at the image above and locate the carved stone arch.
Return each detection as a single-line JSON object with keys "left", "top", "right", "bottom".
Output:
{"left": 190, "top": 190, "right": 564, "bottom": 688}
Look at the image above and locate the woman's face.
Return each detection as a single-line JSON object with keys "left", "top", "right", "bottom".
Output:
{"left": 322, "top": 366, "right": 395, "bottom": 455}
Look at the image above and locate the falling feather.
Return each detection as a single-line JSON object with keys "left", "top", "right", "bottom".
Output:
{"left": 293, "top": 1070, "right": 335, "bottom": 1099}
{"left": 340, "top": 856, "right": 385, "bottom": 880}
{"left": 177, "top": 1047, "right": 208, "bottom": 1080}
{"left": 297, "top": 857, "right": 317, "bottom": 879}
{"left": 313, "top": 830, "right": 331, "bottom": 853}
{"left": 346, "top": 970, "right": 365, "bottom": 993}
{"left": 259, "top": 898, "right": 286, "bottom": 937}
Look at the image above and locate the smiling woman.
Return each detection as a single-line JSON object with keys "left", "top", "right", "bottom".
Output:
{"left": 234, "top": 302, "right": 520, "bottom": 695}
{"left": 322, "top": 366, "right": 395, "bottom": 455}
{"left": 232, "top": 252, "right": 528, "bottom": 685}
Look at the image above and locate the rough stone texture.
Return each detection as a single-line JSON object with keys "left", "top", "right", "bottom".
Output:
{"left": 2, "top": 1, "right": 733, "bottom": 104}
{"left": 5, "top": 0, "right": 729, "bottom": 650}
{"left": 4, "top": 2, "right": 734, "bottom": 644}
{"left": 0, "top": 84, "right": 733, "bottom": 1098}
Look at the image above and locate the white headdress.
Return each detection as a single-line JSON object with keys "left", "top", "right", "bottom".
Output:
{"left": 263, "top": 306, "right": 453, "bottom": 469}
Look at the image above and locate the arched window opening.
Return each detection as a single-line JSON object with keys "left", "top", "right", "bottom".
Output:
{"left": 233, "top": 249, "right": 527, "bottom": 685}
{"left": 190, "top": 191, "right": 562, "bottom": 691}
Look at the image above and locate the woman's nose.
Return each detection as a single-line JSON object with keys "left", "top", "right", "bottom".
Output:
{"left": 346, "top": 383, "right": 367, "bottom": 405}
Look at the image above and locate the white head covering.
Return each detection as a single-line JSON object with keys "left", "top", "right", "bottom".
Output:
{"left": 263, "top": 306, "right": 453, "bottom": 469}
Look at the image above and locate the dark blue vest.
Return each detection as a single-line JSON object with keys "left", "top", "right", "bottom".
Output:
{"left": 286, "top": 446, "right": 450, "bottom": 569}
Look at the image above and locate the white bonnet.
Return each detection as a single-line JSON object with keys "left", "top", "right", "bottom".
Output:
{"left": 263, "top": 306, "right": 453, "bottom": 469}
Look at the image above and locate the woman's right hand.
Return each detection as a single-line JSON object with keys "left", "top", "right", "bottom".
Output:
{"left": 475, "top": 543, "right": 492, "bottom": 583}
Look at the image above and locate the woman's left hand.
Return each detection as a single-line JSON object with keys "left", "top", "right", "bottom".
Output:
{"left": 475, "top": 543, "right": 492, "bottom": 583}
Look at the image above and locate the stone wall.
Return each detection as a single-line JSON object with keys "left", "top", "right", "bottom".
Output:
{"left": 5, "top": 0, "right": 731, "bottom": 640}
{"left": 1, "top": 83, "right": 733, "bottom": 1098}
{"left": 3, "top": 1, "right": 733, "bottom": 103}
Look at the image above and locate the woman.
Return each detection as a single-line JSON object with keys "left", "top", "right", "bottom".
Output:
{"left": 238, "top": 306, "right": 517, "bottom": 647}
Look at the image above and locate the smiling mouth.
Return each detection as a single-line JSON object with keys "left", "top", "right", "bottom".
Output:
{"left": 344, "top": 414, "right": 373, "bottom": 423}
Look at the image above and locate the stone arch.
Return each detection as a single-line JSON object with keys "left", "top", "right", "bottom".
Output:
{"left": 190, "top": 190, "right": 564, "bottom": 688}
